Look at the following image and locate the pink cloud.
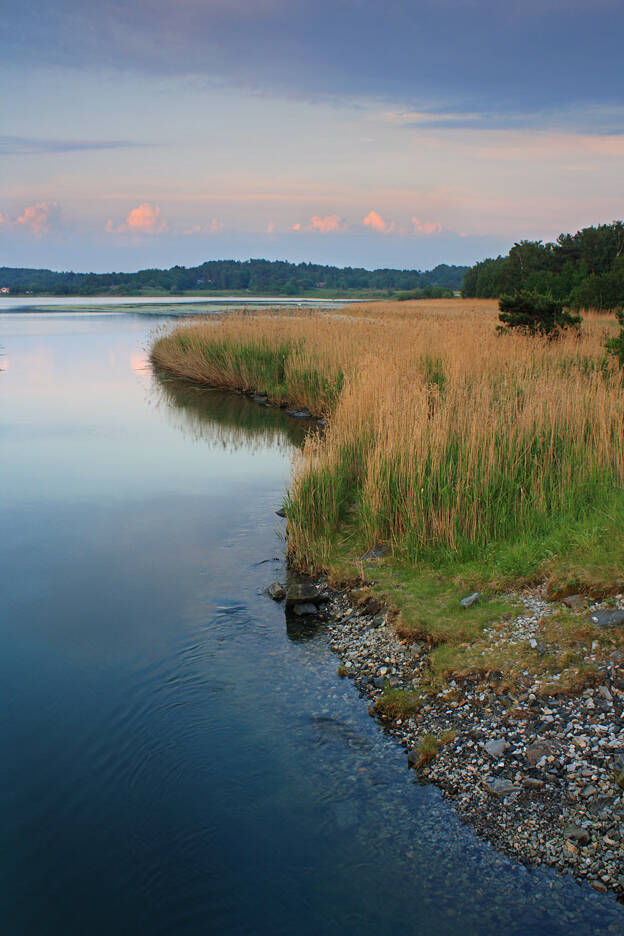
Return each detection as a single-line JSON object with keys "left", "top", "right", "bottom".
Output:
{"left": 13, "top": 202, "right": 60, "bottom": 237}
{"left": 412, "top": 216, "right": 443, "bottom": 235}
{"left": 266, "top": 221, "right": 276, "bottom": 234}
{"left": 291, "top": 222, "right": 301, "bottom": 231}
{"left": 362, "top": 210, "right": 395, "bottom": 234}
{"left": 106, "top": 202, "right": 167, "bottom": 235}
{"left": 310, "top": 214, "right": 344, "bottom": 232}
{"left": 182, "top": 218, "right": 223, "bottom": 235}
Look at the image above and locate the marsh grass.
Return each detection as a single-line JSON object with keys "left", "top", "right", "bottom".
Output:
{"left": 151, "top": 299, "right": 624, "bottom": 692}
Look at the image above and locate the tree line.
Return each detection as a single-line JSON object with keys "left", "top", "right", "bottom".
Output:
{"left": 462, "top": 222, "right": 624, "bottom": 310}
{"left": 0, "top": 259, "right": 468, "bottom": 297}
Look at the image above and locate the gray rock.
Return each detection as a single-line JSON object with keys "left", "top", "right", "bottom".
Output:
{"left": 526, "top": 740, "right": 557, "bottom": 767}
{"left": 372, "top": 613, "right": 386, "bottom": 628}
{"left": 285, "top": 583, "right": 322, "bottom": 607}
{"left": 292, "top": 602, "right": 318, "bottom": 616}
{"left": 588, "top": 609, "right": 624, "bottom": 628}
{"left": 563, "top": 594, "right": 587, "bottom": 609}
{"left": 275, "top": 507, "right": 287, "bottom": 518}
{"left": 483, "top": 777, "right": 519, "bottom": 797}
{"left": 597, "top": 684, "right": 612, "bottom": 702}
{"left": 372, "top": 677, "right": 386, "bottom": 689}
{"left": 460, "top": 592, "right": 481, "bottom": 609}
{"left": 565, "top": 824, "right": 591, "bottom": 846}
{"left": 484, "top": 739, "right": 510, "bottom": 757}
{"left": 267, "top": 581, "right": 286, "bottom": 601}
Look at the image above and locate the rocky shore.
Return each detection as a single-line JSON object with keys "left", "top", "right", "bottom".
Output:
{"left": 270, "top": 576, "right": 624, "bottom": 900}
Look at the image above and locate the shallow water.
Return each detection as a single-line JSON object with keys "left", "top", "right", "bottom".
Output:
{"left": 1, "top": 312, "right": 623, "bottom": 935}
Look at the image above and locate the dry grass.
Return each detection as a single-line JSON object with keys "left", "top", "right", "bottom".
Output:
{"left": 152, "top": 299, "right": 623, "bottom": 569}
{"left": 151, "top": 298, "right": 624, "bottom": 695}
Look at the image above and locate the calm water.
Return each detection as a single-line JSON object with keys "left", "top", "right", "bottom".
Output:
{"left": 2, "top": 312, "right": 623, "bottom": 935}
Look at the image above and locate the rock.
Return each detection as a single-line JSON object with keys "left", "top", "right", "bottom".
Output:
{"left": 564, "top": 824, "right": 591, "bottom": 846}
{"left": 588, "top": 609, "right": 624, "bottom": 628}
{"left": 597, "top": 685, "right": 612, "bottom": 702}
{"left": 372, "top": 613, "right": 386, "bottom": 628}
{"left": 484, "top": 739, "right": 510, "bottom": 757}
{"left": 563, "top": 594, "right": 586, "bottom": 609}
{"left": 285, "top": 408, "right": 312, "bottom": 419}
{"left": 526, "top": 740, "right": 557, "bottom": 767}
{"left": 285, "top": 583, "right": 322, "bottom": 607}
{"left": 267, "top": 581, "right": 286, "bottom": 601}
{"left": 483, "top": 778, "right": 520, "bottom": 797}
{"left": 292, "top": 602, "right": 318, "bottom": 616}
{"left": 275, "top": 507, "right": 287, "bottom": 518}
{"left": 523, "top": 778, "right": 545, "bottom": 790}
{"left": 372, "top": 677, "right": 386, "bottom": 689}
{"left": 460, "top": 592, "right": 480, "bottom": 609}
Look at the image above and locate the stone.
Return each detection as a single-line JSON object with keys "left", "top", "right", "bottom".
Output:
{"left": 523, "top": 778, "right": 545, "bottom": 790}
{"left": 563, "top": 594, "right": 587, "bottom": 609}
{"left": 460, "top": 592, "right": 480, "bottom": 609}
{"left": 588, "top": 609, "right": 624, "bottom": 628}
{"left": 484, "top": 739, "right": 510, "bottom": 757}
{"left": 292, "top": 602, "right": 318, "bottom": 616}
{"left": 483, "top": 777, "right": 520, "bottom": 797}
{"left": 372, "top": 677, "right": 386, "bottom": 689}
{"left": 267, "top": 581, "right": 286, "bottom": 601}
{"left": 285, "top": 583, "right": 322, "bottom": 607}
{"left": 565, "top": 824, "right": 591, "bottom": 846}
{"left": 597, "top": 685, "right": 613, "bottom": 702}
{"left": 526, "top": 740, "right": 557, "bottom": 767}
{"left": 275, "top": 507, "right": 287, "bottom": 518}
{"left": 407, "top": 748, "right": 421, "bottom": 768}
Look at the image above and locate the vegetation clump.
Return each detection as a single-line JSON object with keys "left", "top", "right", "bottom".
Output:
{"left": 498, "top": 290, "right": 581, "bottom": 337}
{"left": 373, "top": 688, "right": 421, "bottom": 719}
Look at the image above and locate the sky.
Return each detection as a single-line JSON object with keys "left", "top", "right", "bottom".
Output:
{"left": 2, "top": 0, "right": 623, "bottom": 273}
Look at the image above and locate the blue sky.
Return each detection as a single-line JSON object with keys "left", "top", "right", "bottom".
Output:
{"left": 2, "top": 0, "right": 623, "bottom": 272}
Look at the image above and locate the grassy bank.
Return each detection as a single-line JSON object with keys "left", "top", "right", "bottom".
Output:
{"left": 151, "top": 299, "right": 624, "bottom": 692}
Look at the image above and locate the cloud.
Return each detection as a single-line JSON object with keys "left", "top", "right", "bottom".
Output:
{"left": 412, "top": 216, "right": 443, "bottom": 235}
{"left": 5, "top": 0, "right": 623, "bottom": 130}
{"left": 291, "top": 223, "right": 301, "bottom": 231}
{"left": 5, "top": 201, "right": 61, "bottom": 237}
{"left": 106, "top": 202, "right": 167, "bottom": 234}
{"left": 310, "top": 214, "right": 344, "bottom": 232}
{"left": 266, "top": 221, "right": 276, "bottom": 234}
{"left": 363, "top": 210, "right": 394, "bottom": 234}
{"left": 0, "top": 135, "right": 153, "bottom": 156}
{"left": 182, "top": 218, "right": 223, "bottom": 235}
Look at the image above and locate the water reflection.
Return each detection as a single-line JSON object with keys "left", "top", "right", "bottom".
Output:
{"left": 153, "top": 371, "right": 309, "bottom": 452}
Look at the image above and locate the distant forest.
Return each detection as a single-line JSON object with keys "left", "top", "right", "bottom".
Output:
{"left": 462, "top": 222, "right": 624, "bottom": 310}
{"left": 0, "top": 259, "right": 468, "bottom": 297}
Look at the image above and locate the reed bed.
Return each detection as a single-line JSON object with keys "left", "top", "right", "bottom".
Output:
{"left": 151, "top": 300, "right": 623, "bottom": 573}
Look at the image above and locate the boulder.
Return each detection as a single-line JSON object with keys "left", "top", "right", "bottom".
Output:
{"left": 285, "top": 582, "right": 322, "bottom": 608}
{"left": 460, "top": 592, "right": 480, "bottom": 609}
{"left": 292, "top": 602, "right": 318, "bottom": 616}
{"left": 564, "top": 824, "right": 591, "bottom": 846}
{"left": 267, "top": 582, "right": 286, "bottom": 601}
{"left": 588, "top": 609, "right": 624, "bottom": 628}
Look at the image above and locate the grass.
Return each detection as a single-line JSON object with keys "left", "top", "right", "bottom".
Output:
{"left": 151, "top": 298, "right": 624, "bottom": 695}
{"left": 373, "top": 688, "right": 421, "bottom": 719}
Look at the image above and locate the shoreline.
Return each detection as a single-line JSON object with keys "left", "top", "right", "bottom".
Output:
{"left": 149, "top": 316, "right": 624, "bottom": 902}
{"left": 279, "top": 574, "right": 624, "bottom": 901}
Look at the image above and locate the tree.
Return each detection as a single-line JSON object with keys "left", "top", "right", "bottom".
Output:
{"left": 498, "top": 290, "right": 581, "bottom": 337}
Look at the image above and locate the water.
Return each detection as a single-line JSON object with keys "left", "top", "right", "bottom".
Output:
{"left": 1, "top": 311, "right": 623, "bottom": 935}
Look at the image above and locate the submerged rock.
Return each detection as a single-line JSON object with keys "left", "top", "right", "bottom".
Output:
{"left": 484, "top": 738, "right": 510, "bottom": 757}
{"left": 292, "top": 602, "right": 318, "bottom": 616}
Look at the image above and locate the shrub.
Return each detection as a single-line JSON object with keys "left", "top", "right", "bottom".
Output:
{"left": 605, "top": 307, "right": 624, "bottom": 368}
{"left": 498, "top": 290, "right": 581, "bottom": 338}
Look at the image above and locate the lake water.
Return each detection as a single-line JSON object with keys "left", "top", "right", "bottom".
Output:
{"left": 2, "top": 311, "right": 623, "bottom": 935}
